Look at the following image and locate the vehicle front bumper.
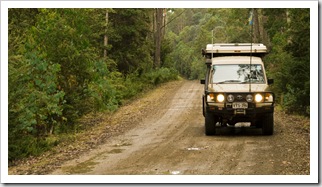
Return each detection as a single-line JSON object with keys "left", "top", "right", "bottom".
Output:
{"left": 206, "top": 102, "right": 274, "bottom": 119}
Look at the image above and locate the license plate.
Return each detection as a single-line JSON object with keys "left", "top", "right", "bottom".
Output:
{"left": 232, "top": 102, "right": 248, "bottom": 109}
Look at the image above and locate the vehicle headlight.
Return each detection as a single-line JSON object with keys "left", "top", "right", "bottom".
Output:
{"left": 227, "top": 94, "right": 234, "bottom": 102}
{"left": 207, "top": 93, "right": 215, "bottom": 102}
{"left": 217, "top": 94, "right": 225, "bottom": 102}
{"left": 246, "top": 94, "right": 253, "bottom": 102}
{"left": 255, "top": 94, "right": 263, "bottom": 102}
{"left": 264, "top": 93, "right": 273, "bottom": 102}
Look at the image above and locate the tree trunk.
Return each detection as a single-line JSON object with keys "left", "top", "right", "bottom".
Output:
{"left": 162, "top": 9, "right": 166, "bottom": 40}
{"left": 253, "top": 9, "right": 261, "bottom": 43}
{"left": 259, "top": 9, "right": 270, "bottom": 47}
{"left": 154, "top": 8, "right": 163, "bottom": 68}
{"left": 104, "top": 9, "right": 108, "bottom": 58}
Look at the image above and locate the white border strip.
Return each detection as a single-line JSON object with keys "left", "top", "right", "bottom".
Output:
{"left": 0, "top": 1, "right": 318, "bottom": 8}
{"left": 1, "top": 0, "right": 319, "bottom": 184}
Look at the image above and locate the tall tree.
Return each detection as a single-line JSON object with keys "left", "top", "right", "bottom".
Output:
{"left": 263, "top": 8, "right": 310, "bottom": 115}
{"left": 154, "top": 8, "right": 163, "bottom": 68}
{"left": 252, "top": 9, "right": 261, "bottom": 43}
{"left": 104, "top": 9, "right": 109, "bottom": 58}
{"left": 283, "top": 8, "right": 310, "bottom": 114}
{"left": 108, "top": 9, "right": 153, "bottom": 73}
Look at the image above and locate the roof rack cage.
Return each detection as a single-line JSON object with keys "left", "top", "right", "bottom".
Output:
{"left": 205, "top": 43, "right": 267, "bottom": 54}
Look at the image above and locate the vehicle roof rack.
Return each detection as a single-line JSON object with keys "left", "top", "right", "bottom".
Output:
{"left": 202, "top": 43, "right": 267, "bottom": 58}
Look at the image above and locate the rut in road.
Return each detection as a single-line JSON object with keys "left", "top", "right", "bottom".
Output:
{"left": 52, "top": 80, "right": 310, "bottom": 175}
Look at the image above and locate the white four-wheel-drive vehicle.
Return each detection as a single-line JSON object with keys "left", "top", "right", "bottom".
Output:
{"left": 200, "top": 43, "right": 275, "bottom": 135}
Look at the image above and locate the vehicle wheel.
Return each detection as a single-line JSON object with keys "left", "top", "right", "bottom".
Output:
{"left": 254, "top": 120, "right": 262, "bottom": 128}
{"left": 262, "top": 113, "right": 274, "bottom": 135}
{"left": 205, "top": 113, "right": 217, "bottom": 136}
{"left": 202, "top": 96, "right": 205, "bottom": 117}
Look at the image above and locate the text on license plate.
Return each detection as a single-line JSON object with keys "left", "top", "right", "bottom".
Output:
{"left": 232, "top": 102, "right": 248, "bottom": 109}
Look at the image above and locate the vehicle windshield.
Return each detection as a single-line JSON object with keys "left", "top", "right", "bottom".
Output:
{"left": 212, "top": 64, "right": 265, "bottom": 84}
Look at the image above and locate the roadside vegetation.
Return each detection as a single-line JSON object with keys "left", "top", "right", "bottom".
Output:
{"left": 8, "top": 8, "right": 309, "bottom": 162}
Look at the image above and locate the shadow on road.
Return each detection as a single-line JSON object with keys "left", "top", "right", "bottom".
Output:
{"left": 215, "top": 126, "right": 263, "bottom": 136}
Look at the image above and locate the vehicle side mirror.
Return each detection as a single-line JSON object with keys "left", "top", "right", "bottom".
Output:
{"left": 200, "top": 79, "right": 205, "bottom": 84}
{"left": 268, "top": 78, "right": 274, "bottom": 85}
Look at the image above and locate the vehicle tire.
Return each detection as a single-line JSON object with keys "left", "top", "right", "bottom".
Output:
{"left": 262, "top": 113, "right": 274, "bottom": 135}
{"left": 254, "top": 119, "right": 262, "bottom": 128}
{"left": 205, "top": 113, "right": 217, "bottom": 136}
{"left": 202, "top": 96, "right": 205, "bottom": 117}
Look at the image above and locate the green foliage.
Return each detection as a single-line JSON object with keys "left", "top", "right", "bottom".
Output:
{"left": 8, "top": 8, "right": 179, "bottom": 161}
{"left": 8, "top": 135, "right": 56, "bottom": 160}
{"left": 263, "top": 32, "right": 292, "bottom": 102}
{"left": 285, "top": 9, "right": 310, "bottom": 60}
{"left": 108, "top": 9, "right": 154, "bottom": 73}
{"left": 88, "top": 59, "right": 122, "bottom": 111}
{"left": 222, "top": 9, "right": 251, "bottom": 43}
{"left": 263, "top": 9, "right": 288, "bottom": 38}
{"left": 144, "top": 67, "right": 179, "bottom": 85}
{"left": 27, "top": 9, "right": 110, "bottom": 127}
{"left": 8, "top": 49, "right": 64, "bottom": 160}
{"left": 263, "top": 8, "right": 310, "bottom": 116}
{"left": 165, "top": 9, "right": 252, "bottom": 79}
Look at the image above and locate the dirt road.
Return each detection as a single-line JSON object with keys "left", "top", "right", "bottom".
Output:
{"left": 50, "top": 80, "right": 310, "bottom": 175}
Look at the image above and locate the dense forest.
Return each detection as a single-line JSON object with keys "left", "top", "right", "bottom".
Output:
{"left": 8, "top": 8, "right": 310, "bottom": 161}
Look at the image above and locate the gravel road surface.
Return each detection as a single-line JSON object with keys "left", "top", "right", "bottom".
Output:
{"left": 48, "top": 80, "right": 310, "bottom": 176}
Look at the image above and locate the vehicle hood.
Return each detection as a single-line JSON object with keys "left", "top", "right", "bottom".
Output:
{"left": 208, "top": 84, "right": 270, "bottom": 92}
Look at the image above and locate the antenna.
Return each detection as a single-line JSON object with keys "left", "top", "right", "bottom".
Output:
{"left": 249, "top": 8, "right": 254, "bottom": 92}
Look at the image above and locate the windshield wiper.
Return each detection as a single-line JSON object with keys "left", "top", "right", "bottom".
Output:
{"left": 241, "top": 79, "right": 262, "bottom": 84}
{"left": 216, "top": 80, "right": 242, "bottom": 84}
